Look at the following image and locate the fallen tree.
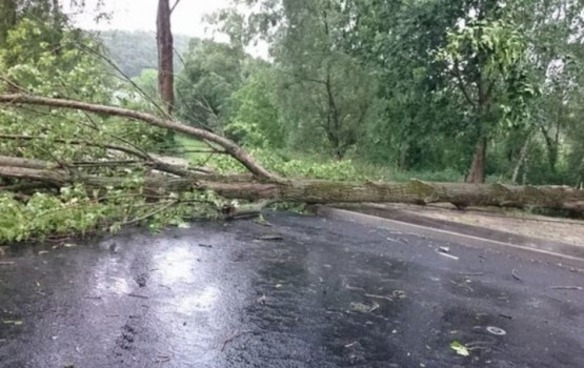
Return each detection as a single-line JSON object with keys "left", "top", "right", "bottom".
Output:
{"left": 1, "top": 93, "right": 583, "bottom": 217}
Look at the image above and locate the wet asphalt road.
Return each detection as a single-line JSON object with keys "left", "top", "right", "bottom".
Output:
{"left": 0, "top": 213, "right": 583, "bottom": 368}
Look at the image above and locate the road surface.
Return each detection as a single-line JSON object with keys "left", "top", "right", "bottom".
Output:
{"left": 1, "top": 213, "right": 583, "bottom": 367}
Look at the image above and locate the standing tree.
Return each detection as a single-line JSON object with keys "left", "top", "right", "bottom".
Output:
{"left": 156, "top": 0, "right": 174, "bottom": 115}
{"left": 437, "top": 1, "right": 532, "bottom": 183}
{"left": 0, "top": 0, "right": 17, "bottom": 47}
{"left": 274, "top": 0, "right": 375, "bottom": 160}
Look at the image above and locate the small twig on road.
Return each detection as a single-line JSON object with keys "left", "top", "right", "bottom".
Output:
{"left": 156, "top": 354, "right": 171, "bottom": 367}
{"left": 258, "top": 234, "right": 284, "bottom": 241}
{"left": 365, "top": 293, "right": 393, "bottom": 302}
{"left": 221, "top": 329, "right": 252, "bottom": 352}
{"left": 548, "top": 286, "right": 583, "bottom": 291}
{"left": 128, "top": 293, "right": 149, "bottom": 300}
{"left": 511, "top": 269, "right": 522, "bottom": 282}
{"left": 458, "top": 272, "right": 484, "bottom": 276}
{"left": 438, "top": 252, "right": 459, "bottom": 260}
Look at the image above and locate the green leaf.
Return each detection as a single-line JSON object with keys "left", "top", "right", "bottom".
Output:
{"left": 450, "top": 341, "right": 469, "bottom": 356}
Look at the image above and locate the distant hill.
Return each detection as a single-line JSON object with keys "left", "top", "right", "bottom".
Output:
{"left": 96, "top": 30, "right": 192, "bottom": 78}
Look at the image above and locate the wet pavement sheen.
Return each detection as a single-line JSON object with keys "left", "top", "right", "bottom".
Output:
{"left": 0, "top": 213, "right": 583, "bottom": 367}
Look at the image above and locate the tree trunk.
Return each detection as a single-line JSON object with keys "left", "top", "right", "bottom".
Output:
{"left": 156, "top": 0, "right": 174, "bottom": 115}
{"left": 1, "top": 164, "right": 583, "bottom": 213}
{"left": 540, "top": 126, "right": 559, "bottom": 174}
{"left": 0, "top": 0, "right": 17, "bottom": 76}
{"left": 2, "top": 93, "right": 583, "bottom": 215}
{"left": 0, "top": 0, "right": 17, "bottom": 45}
{"left": 511, "top": 132, "right": 531, "bottom": 184}
{"left": 466, "top": 137, "right": 486, "bottom": 183}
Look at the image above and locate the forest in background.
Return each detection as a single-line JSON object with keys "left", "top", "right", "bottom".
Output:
{"left": 98, "top": 30, "right": 191, "bottom": 78}
{"left": 104, "top": 0, "right": 584, "bottom": 186}
{"left": 1, "top": 0, "right": 583, "bottom": 243}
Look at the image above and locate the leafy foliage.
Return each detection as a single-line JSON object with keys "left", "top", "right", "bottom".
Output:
{"left": 0, "top": 16, "right": 220, "bottom": 243}
{"left": 2, "top": 0, "right": 584, "bottom": 243}
{"left": 175, "top": 39, "right": 245, "bottom": 132}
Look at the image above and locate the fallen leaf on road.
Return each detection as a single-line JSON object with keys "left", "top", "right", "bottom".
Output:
{"left": 450, "top": 341, "right": 469, "bottom": 356}
{"left": 392, "top": 290, "right": 407, "bottom": 299}
{"left": 2, "top": 320, "right": 23, "bottom": 326}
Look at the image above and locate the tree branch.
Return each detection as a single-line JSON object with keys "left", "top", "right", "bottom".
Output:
{"left": 452, "top": 60, "right": 477, "bottom": 109}
{"left": 0, "top": 134, "right": 203, "bottom": 178}
{"left": 170, "top": 0, "right": 182, "bottom": 14}
{"left": 0, "top": 94, "right": 282, "bottom": 182}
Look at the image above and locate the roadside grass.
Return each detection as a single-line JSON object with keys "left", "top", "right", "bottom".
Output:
{"left": 176, "top": 135, "right": 464, "bottom": 182}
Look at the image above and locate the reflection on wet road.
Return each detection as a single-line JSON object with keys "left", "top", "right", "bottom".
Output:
{"left": 1, "top": 213, "right": 583, "bottom": 367}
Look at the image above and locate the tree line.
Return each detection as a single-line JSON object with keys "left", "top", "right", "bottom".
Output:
{"left": 162, "top": 0, "right": 584, "bottom": 185}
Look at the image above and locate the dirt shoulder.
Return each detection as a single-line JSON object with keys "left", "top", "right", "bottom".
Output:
{"left": 335, "top": 203, "right": 584, "bottom": 256}
{"left": 387, "top": 204, "right": 584, "bottom": 247}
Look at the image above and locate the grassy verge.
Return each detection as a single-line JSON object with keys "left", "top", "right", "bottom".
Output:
{"left": 176, "top": 135, "right": 463, "bottom": 182}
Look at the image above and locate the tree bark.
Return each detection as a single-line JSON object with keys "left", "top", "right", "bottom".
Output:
{"left": 157, "top": 0, "right": 174, "bottom": 115}
{"left": 0, "top": 0, "right": 17, "bottom": 46}
{"left": 511, "top": 131, "right": 531, "bottom": 184}
{"left": 466, "top": 136, "right": 487, "bottom": 183}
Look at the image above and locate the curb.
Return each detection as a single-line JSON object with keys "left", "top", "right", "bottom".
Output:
{"left": 316, "top": 206, "right": 584, "bottom": 271}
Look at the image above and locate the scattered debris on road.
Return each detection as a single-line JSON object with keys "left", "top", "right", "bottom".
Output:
{"left": 449, "top": 341, "right": 470, "bottom": 356}
{"left": 548, "top": 286, "right": 583, "bottom": 291}
{"left": 511, "top": 269, "right": 522, "bottom": 282}
{"left": 486, "top": 326, "right": 507, "bottom": 336}
{"left": 258, "top": 234, "right": 284, "bottom": 241}
{"left": 438, "top": 251, "right": 459, "bottom": 261}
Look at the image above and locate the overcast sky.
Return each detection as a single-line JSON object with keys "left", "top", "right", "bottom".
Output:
{"left": 66, "top": 0, "right": 230, "bottom": 37}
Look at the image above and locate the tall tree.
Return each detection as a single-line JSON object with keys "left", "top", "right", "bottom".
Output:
{"left": 0, "top": 0, "right": 17, "bottom": 47}
{"left": 436, "top": 0, "right": 532, "bottom": 183}
{"left": 156, "top": 0, "right": 174, "bottom": 115}
{"left": 258, "top": 0, "right": 376, "bottom": 159}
